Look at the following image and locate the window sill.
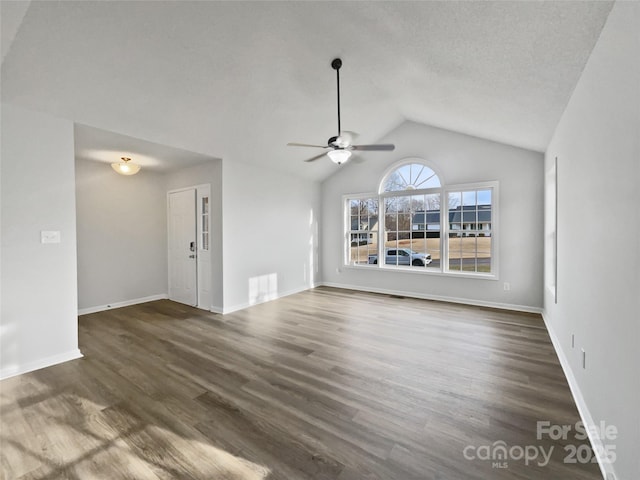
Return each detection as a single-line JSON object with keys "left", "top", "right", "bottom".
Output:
{"left": 343, "top": 263, "right": 498, "bottom": 280}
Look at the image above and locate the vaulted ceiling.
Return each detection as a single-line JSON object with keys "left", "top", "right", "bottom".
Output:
{"left": 1, "top": 1, "right": 613, "bottom": 181}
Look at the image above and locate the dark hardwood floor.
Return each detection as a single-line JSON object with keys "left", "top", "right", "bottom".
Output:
{"left": 1, "top": 287, "right": 602, "bottom": 479}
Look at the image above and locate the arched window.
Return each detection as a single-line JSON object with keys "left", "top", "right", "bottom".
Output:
{"left": 345, "top": 158, "right": 497, "bottom": 276}
{"left": 380, "top": 162, "right": 441, "bottom": 193}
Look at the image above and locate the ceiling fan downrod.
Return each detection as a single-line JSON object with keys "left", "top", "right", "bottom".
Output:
{"left": 332, "top": 58, "right": 342, "bottom": 138}
{"left": 286, "top": 57, "right": 395, "bottom": 164}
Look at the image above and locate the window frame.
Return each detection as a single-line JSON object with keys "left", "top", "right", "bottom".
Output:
{"left": 201, "top": 195, "right": 210, "bottom": 251}
{"left": 343, "top": 162, "right": 499, "bottom": 279}
{"left": 343, "top": 192, "right": 380, "bottom": 267}
{"left": 378, "top": 185, "right": 442, "bottom": 271}
{"left": 443, "top": 181, "right": 499, "bottom": 278}
{"left": 378, "top": 159, "right": 443, "bottom": 194}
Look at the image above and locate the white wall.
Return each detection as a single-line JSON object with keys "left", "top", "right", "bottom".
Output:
{"left": 165, "top": 160, "right": 223, "bottom": 311}
{"left": 222, "top": 160, "right": 320, "bottom": 312}
{"left": 544, "top": 3, "right": 640, "bottom": 479}
{"left": 1, "top": 104, "right": 81, "bottom": 379}
{"left": 75, "top": 158, "right": 168, "bottom": 312}
{"left": 322, "top": 120, "right": 544, "bottom": 311}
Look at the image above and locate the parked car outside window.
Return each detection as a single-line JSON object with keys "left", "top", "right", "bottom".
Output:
{"left": 368, "top": 248, "right": 432, "bottom": 267}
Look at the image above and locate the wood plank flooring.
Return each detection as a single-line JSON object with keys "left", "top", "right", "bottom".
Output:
{"left": 1, "top": 287, "right": 602, "bottom": 479}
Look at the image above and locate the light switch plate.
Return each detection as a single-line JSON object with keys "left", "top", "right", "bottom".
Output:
{"left": 41, "top": 230, "right": 61, "bottom": 244}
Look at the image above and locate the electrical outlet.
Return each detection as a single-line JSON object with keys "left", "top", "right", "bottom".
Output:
{"left": 41, "top": 230, "right": 61, "bottom": 244}
{"left": 581, "top": 349, "right": 586, "bottom": 369}
{"left": 503, "top": 282, "right": 510, "bottom": 291}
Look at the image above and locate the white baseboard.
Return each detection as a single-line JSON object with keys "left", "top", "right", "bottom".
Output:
{"left": 78, "top": 294, "right": 169, "bottom": 316}
{"left": 0, "top": 349, "right": 83, "bottom": 380}
{"left": 542, "top": 311, "right": 615, "bottom": 480}
{"left": 219, "top": 285, "right": 315, "bottom": 315}
{"left": 319, "top": 282, "right": 543, "bottom": 314}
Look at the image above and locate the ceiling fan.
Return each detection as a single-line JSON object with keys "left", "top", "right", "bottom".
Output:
{"left": 287, "top": 58, "right": 395, "bottom": 165}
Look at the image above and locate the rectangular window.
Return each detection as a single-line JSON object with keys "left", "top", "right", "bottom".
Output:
{"left": 446, "top": 188, "right": 493, "bottom": 274}
{"left": 346, "top": 197, "right": 378, "bottom": 266}
{"left": 382, "top": 193, "right": 441, "bottom": 268}
{"left": 201, "top": 196, "right": 209, "bottom": 251}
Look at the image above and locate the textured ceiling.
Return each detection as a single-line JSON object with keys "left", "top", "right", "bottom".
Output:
{"left": 1, "top": 1, "right": 613, "bottom": 181}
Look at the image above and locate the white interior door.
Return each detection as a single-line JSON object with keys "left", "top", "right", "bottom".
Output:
{"left": 168, "top": 189, "right": 197, "bottom": 306}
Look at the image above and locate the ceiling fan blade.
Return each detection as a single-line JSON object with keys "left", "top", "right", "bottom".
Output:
{"left": 287, "top": 142, "right": 328, "bottom": 148}
{"left": 350, "top": 144, "right": 395, "bottom": 151}
{"left": 304, "top": 152, "right": 328, "bottom": 163}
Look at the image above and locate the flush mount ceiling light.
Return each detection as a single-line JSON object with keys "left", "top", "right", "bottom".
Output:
{"left": 111, "top": 157, "right": 141, "bottom": 175}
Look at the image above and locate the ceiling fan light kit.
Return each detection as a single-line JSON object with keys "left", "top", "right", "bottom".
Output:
{"left": 287, "top": 58, "right": 395, "bottom": 165}
{"left": 327, "top": 149, "right": 352, "bottom": 165}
